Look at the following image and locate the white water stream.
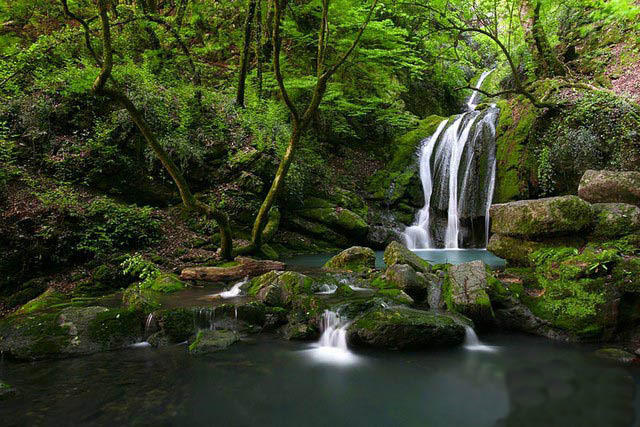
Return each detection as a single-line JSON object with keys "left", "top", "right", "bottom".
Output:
{"left": 306, "top": 310, "right": 359, "bottom": 365}
{"left": 403, "top": 70, "right": 499, "bottom": 249}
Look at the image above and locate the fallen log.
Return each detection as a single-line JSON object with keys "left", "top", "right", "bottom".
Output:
{"left": 180, "top": 257, "right": 285, "bottom": 282}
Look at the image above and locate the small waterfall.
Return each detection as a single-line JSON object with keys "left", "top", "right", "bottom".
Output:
{"left": 463, "top": 326, "right": 496, "bottom": 352}
{"left": 305, "top": 309, "right": 358, "bottom": 365}
{"left": 403, "top": 70, "right": 499, "bottom": 249}
{"left": 318, "top": 310, "right": 350, "bottom": 350}
{"left": 210, "top": 278, "right": 247, "bottom": 299}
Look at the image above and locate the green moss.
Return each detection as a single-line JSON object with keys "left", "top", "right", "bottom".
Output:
{"left": 323, "top": 247, "right": 376, "bottom": 272}
{"left": 16, "top": 288, "right": 69, "bottom": 315}
{"left": 612, "top": 257, "right": 640, "bottom": 292}
{"left": 0, "top": 312, "right": 72, "bottom": 359}
{"left": 140, "top": 273, "right": 186, "bottom": 293}
{"left": 87, "top": 309, "right": 144, "bottom": 349}
{"left": 370, "top": 276, "right": 397, "bottom": 290}
{"left": 156, "top": 308, "right": 195, "bottom": 343}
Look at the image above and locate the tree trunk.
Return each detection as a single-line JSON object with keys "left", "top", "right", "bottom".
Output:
{"left": 255, "top": 0, "right": 263, "bottom": 98}
{"left": 181, "top": 257, "right": 285, "bottom": 282}
{"left": 521, "top": 0, "right": 565, "bottom": 77}
{"left": 236, "top": 0, "right": 257, "bottom": 107}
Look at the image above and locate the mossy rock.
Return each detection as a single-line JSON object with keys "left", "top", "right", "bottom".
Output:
{"left": 155, "top": 308, "right": 195, "bottom": 343}
{"left": 385, "top": 264, "right": 430, "bottom": 303}
{"left": 140, "top": 273, "right": 187, "bottom": 293}
{"left": 323, "top": 246, "right": 376, "bottom": 273}
{"left": 593, "top": 348, "right": 637, "bottom": 363}
{"left": 383, "top": 241, "right": 431, "bottom": 273}
{"left": 0, "top": 381, "right": 17, "bottom": 401}
{"left": 612, "top": 257, "right": 640, "bottom": 292}
{"left": 87, "top": 308, "right": 145, "bottom": 350}
{"left": 487, "top": 234, "right": 544, "bottom": 266}
{"left": 443, "top": 261, "right": 493, "bottom": 323}
{"left": 590, "top": 203, "right": 640, "bottom": 239}
{"left": 579, "top": 170, "right": 640, "bottom": 206}
{"left": 16, "top": 288, "right": 70, "bottom": 315}
{"left": 347, "top": 307, "right": 465, "bottom": 350}
{"left": 286, "top": 215, "right": 351, "bottom": 247}
{"left": 296, "top": 206, "right": 368, "bottom": 238}
{"left": 490, "top": 196, "right": 594, "bottom": 238}
{"left": 246, "top": 271, "right": 315, "bottom": 307}
{"left": 0, "top": 311, "right": 72, "bottom": 361}
{"left": 283, "top": 323, "right": 318, "bottom": 340}
{"left": 122, "top": 284, "right": 162, "bottom": 312}
{"left": 188, "top": 330, "right": 238, "bottom": 355}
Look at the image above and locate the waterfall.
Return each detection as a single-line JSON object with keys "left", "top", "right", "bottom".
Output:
{"left": 210, "top": 278, "right": 247, "bottom": 299}
{"left": 463, "top": 326, "right": 496, "bottom": 352}
{"left": 403, "top": 70, "right": 499, "bottom": 249}
{"left": 305, "top": 310, "right": 358, "bottom": 365}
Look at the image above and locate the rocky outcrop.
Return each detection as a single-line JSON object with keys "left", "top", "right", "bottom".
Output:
{"left": 578, "top": 170, "right": 640, "bottom": 206}
{"left": 180, "top": 257, "right": 285, "bottom": 282}
{"left": 444, "top": 261, "right": 492, "bottom": 323}
{"left": 245, "top": 271, "right": 315, "bottom": 307}
{"left": 490, "top": 196, "right": 594, "bottom": 238}
{"left": 347, "top": 307, "right": 465, "bottom": 350}
{"left": 383, "top": 241, "right": 431, "bottom": 273}
{"left": 323, "top": 246, "right": 376, "bottom": 272}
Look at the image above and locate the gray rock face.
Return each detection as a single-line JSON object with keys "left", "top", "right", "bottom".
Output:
{"left": 578, "top": 170, "right": 640, "bottom": 206}
{"left": 188, "top": 330, "right": 238, "bottom": 355}
{"left": 490, "top": 196, "right": 594, "bottom": 238}
{"left": 323, "top": 246, "right": 376, "bottom": 272}
{"left": 385, "top": 264, "right": 430, "bottom": 303}
{"left": 347, "top": 307, "right": 465, "bottom": 350}
{"left": 367, "top": 226, "right": 402, "bottom": 250}
{"left": 591, "top": 203, "right": 640, "bottom": 239}
{"left": 446, "top": 261, "right": 492, "bottom": 322}
{"left": 383, "top": 241, "right": 431, "bottom": 273}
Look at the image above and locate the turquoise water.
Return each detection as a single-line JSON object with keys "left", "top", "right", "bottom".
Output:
{"left": 1, "top": 334, "right": 638, "bottom": 426}
{"left": 284, "top": 249, "right": 506, "bottom": 270}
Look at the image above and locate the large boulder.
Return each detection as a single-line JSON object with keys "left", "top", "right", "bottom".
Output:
{"left": 0, "top": 307, "right": 144, "bottom": 361}
{"left": 347, "top": 307, "right": 465, "bottom": 350}
{"left": 385, "top": 264, "right": 430, "bottom": 302}
{"left": 323, "top": 246, "right": 376, "bottom": 272}
{"left": 487, "top": 234, "right": 544, "bottom": 266}
{"left": 295, "top": 197, "right": 369, "bottom": 239}
{"left": 188, "top": 330, "right": 239, "bottom": 355}
{"left": 490, "top": 196, "right": 594, "bottom": 238}
{"left": 245, "top": 271, "right": 314, "bottom": 307}
{"left": 383, "top": 241, "right": 431, "bottom": 273}
{"left": 444, "top": 261, "right": 492, "bottom": 322}
{"left": 590, "top": 203, "right": 640, "bottom": 239}
{"left": 578, "top": 170, "right": 640, "bottom": 206}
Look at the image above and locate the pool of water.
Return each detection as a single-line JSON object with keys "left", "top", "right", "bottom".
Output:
{"left": 1, "top": 334, "right": 638, "bottom": 426}
{"left": 284, "top": 249, "right": 506, "bottom": 270}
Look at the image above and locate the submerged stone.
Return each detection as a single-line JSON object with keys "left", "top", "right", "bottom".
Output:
{"left": 347, "top": 307, "right": 465, "bottom": 350}
{"left": 578, "top": 170, "right": 640, "bottom": 206}
{"left": 323, "top": 246, "right": 376, "bottom": 273}
{"left": 490, "top": 196, "right": 594, "bottom": 238}
{"left": 188, "top": 330, "right": 238, "bottom": 355}
{"left": 594, "top": 348, "right": 637, "bottom": 364}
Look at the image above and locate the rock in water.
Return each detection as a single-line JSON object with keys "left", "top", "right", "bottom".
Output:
{"left": 188, "top": 330, "right": 238, "bottom": 355}
{"left": 594, "top": 348, "right": 637, "bottom": 364}
{"left": 578, "top": 170, "right": 640, "bottom": 206}
{"left": 490, "top": 196, "right": 593, "bottom": 238}
{"left": 245, "top": 271, "right": 315, "bottom": 307}
{"left": 383, "top": 241, "right": 431, "bottom": 273}
{"left": 590, "top": 203, "right": 640, "bottom": 239}
{"left": 445, "top": 261, "right": 492, "bottom": 322}
{"left": 347, "top": 307, "right": 465, "bottom": 350}
{"left": 323, "top": 246, "right": 376, "bottom": 272}
{"left": 385, "top": 264, "right": 430, "bottom": 302}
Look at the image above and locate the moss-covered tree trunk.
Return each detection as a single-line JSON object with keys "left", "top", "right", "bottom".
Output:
{"left": 236, "top": 0, "right": 257, "bottom": 108}
{"left": 521, "top": 0, "right": 566, "bottom": 77}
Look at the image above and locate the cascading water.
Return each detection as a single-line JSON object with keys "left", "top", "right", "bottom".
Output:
{"left": 305, "top": 309, "right": 358, "bottom": 365}
{"left": 463, "top": 326, "right": 497, "bottom": 352}
{"left": 403, "top": 70, "right": 499, "bottom": 249}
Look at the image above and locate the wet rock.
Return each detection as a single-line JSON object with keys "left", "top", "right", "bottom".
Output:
{"left": 283, "top": 323, "right": 318, "bottom": 341}
{"left": 154, "top": 308, "right": 195, "bottom": 343}
{"left": 487, "top": 234, "right": 544, "bottom": 266}
{"left": 16, "top": 288, "right": 69, "bottom": 315}
{"left": 594, "top": 348, "right": 637, "bottom": 364}
{"left": 295, "top": 197, "right": 369, "bottom": 239}
{"left": 490, "top": 196, "right": 594, "bottom": 238}
{"left": 427, "top": 276, "right": 445, "bottom": 309}
{"left": 245, "top": 271, "right": 315, "bottom": 307}
{"left": 188, "top": 330, "right": 239, "bottom": 355}
{"left": 383, "top": 241, "right": 432, "bottom": 273}
{"left": 367, "top": 226, "right": 401, "bottom": 250}
{"left": 0, "top": 307, "right": 144, "bottom": 360}
{"left": 578, "top": 170, "right": 640, "bottom": 206}
{"left": 347, "top": 307, "right": 465, "bottom": 350}
{"left": 323, "top": 246, "right": 376, "bottom": 273}
{"left": 444, "top": 261, "right": 492, "bottom": 323}
{"left": 147, "top": 331, "right": 170, "bottom": 348}
{"left": 385, "top": 264, "right": 430, "bottom": 302}
{"left": 591, "top": 203, "right": 640, "bottom": 239}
